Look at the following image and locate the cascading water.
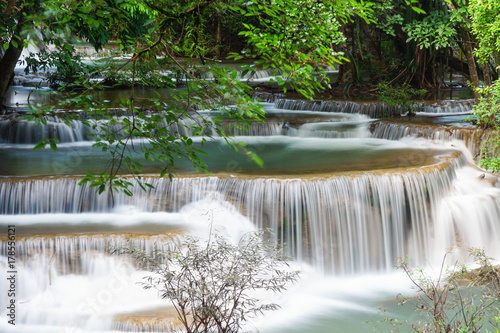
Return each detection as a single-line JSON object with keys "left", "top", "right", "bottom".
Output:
{"left": 0, "top": 155, "right": 463, "bottom": 275}
{"left": 0, "top": 117, "right": 91, "bottom": 143}
{"left": 370, "top": 119, "right": 500, "bottom": 165}
{"left": 370, "top": 119, "right": 477, "bottom": 153}
{"left": 273, "top": 98, "right": 475, "bottom": 117}
{"left": 0, "top": 107, "right": 371, "bottom": 144}
{"left": 1, "top": 98, "right": 500, "bottom": 332}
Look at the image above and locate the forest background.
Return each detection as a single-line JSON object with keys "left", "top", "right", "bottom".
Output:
{"left": 1, "top": 0, "right": 500, "bottom": 189}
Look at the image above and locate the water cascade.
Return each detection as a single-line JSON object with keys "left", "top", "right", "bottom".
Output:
{"left": 5, "top": 149, "right": 498, "bottom": 275}
{"left": 0, "top": 117, "right": 92, "bottom": 144}
{"left": 370, "top": 119, "right": 500, "bottom": 163}
{"left": 0, "top": 115, "right": 202, "bottom": 144}
{"left": 0, "top": 109, "right": 371, "bottom": 144}
{"left": 1, "top": 98, "right": 500, "bottom": 333}
{"left": 371, "top": 119, "right": 477, "bottom": 151}
{"left": 273, "top": 98, "right": 475, "bottom": 117}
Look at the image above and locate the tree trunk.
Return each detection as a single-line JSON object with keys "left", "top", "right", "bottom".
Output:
{"left": 360, "top": 20, "right": 385, "bottom": 71}
{"left": 435, "top": 52, "right": 470, "bottom": 77}
{"left": 481, "top": 62, "right": 492, "bottom": 87}
{"left": 459, "top": 27, "right": 481, "bottom": 102}
{"left": 0, "top": 16, "right": 27, "bottom": 108}
{"left": 216, "top": 14, "right": 222, "bottom": 57}
{"left": 335, "top": 21, "right": 356, "bottom": 89}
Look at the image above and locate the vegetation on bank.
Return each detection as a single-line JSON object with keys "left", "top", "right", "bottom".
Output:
{"left": 381, "top": 248, "right": 500, "bottom": 333}
{"left": 376, "top": 81, "right": 427, "bottom": 116}
{"left": 473, "top": 80, "right": 500, "bottom": 172}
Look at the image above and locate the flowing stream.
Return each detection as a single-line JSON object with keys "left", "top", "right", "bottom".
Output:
{"left": 1, "top": 97, "right": 500, "bottom": 332}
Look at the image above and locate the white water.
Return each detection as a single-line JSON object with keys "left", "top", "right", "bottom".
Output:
{"left": 2, "top": 164, "right": 499, "bottom": 332}
{"left": 0, "top": 198, "right": 257, "bottom": 333}
{"left": 0, "top": 107, "right": 371, "bottom": 143}
{"left": 273, "top": 98, "right": 474, "bottom": 117}
{"left": 1, "top": 101, "right": 500, "bottom": 332}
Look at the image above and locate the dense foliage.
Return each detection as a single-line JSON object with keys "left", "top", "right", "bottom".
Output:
{"left": 473, "top": 80, "right": 500, "bottom": 172}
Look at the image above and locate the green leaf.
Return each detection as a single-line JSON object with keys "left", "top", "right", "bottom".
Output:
{"left": 411, "top": 6, "right": 426, "bottom": 15}
{"left": 33, "top": 141, "right": 47, "bottom": 151}
{"left": 50, "top": 141, "right": 58, "bottom": 152}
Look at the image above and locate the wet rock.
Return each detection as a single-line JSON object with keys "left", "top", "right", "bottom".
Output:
{"left": 478, "top": 172, "right": 499, "bottom": 187}
{"left": 113, "top": 307, "right": 184, "bottom": 332}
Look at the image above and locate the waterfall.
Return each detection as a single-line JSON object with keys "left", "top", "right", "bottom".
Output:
{"left": 421, "top": 99, "right": 475, "bottom": 114}
{"left": 219, "top": 121, "right": 285, "bottom": 136}
{"left": 0, "top": 117, "right": 92, "bottom": 143}
{"left": 370, "top": 120, "right": 500, "bottom": 163}
{"left": 1, "top": 95, "right": 498, "bottom": 332}
{"left": 274, "top": 99, "right": 392, "bottom": 117}
{"left": 294, "top": 121, "right": 371, "bottom": 138}
{"left": 433, "top": 167, "right": 500, "bottom": 263}
{"left": 370, "top": 120, "right": 477, "bottom": 150}
{"left": 252, "top": 92, "right": 286, "bottom": 103}
{"left": 272, "top": 98, "right": 475, "bottom": 117}
{"left": 0, "top": 152, "right": 500, "bottom": 275}
{"left": 0, "top": 234, "right": 177, "bottom": 276}
{"left": 5, "top": 152, "right": 495, "bottom": 275}
{"left": 0, "top": 116, "right": 287, "bottom": 143}
{"left": 188, "top": 68, "right": 285, "bottom": 82}
{"left": 0, "top": 197, "right": 255, "bottom": 332}
{"left": 0, "top": 116, "right": 198, "bottom": 144}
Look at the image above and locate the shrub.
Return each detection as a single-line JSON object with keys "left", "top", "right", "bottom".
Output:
{"left": 377, "top": 82, "right": 426, "bottom": 117}
{"left": 121, "top": 231, "right": 299, "bottom": 333}
{"left": 392, "top": 248, "right": 500, "bottom": 333}
{"left": 473, "top": 79, "right": 500, "bottom": 172}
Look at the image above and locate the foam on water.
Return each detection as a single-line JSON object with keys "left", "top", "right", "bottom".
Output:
{"left": 0, "top": 196, "right": 257, "bottom": 332}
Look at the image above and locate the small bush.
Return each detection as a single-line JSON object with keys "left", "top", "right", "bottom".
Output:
{"left": 391, "top": 248, "right": 500, "bottom": 333}
{"left": 473, "top": 79, "right": 500, "bottom": 172}
{"left": 121, "top": 231, "right": 299, "bottom": 333}
{"left": 377, "top": 82, "right": 426, "bottom": 117}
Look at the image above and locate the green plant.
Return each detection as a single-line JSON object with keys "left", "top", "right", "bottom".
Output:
{"left": 473, "top": 79, "right": 500, "bottom": 171}
{"left": 473, "top": 80, "right": 500, "bottom": 129}
{"left": 120, "top": 231, "right": 299, "bottom": 333}
{"left": 392, "top": 248, "right": 500, "bottom": 333}
{"left": 377, "top": 82, "right": 426, "bottom": 117}
{"left": 404, "top": 11, "right": 456, "bottom": 51}
{"left": 232, "top": 0, "right": 373, "bottom": 98}
{"left": 481, "top": 157, "right": 500, "bottom": 173}
{"left": 25, "top": 48, "right": 91, "bottom": 86}
{"left": 469, "top": 0, "right": 500, "bottom": 66}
